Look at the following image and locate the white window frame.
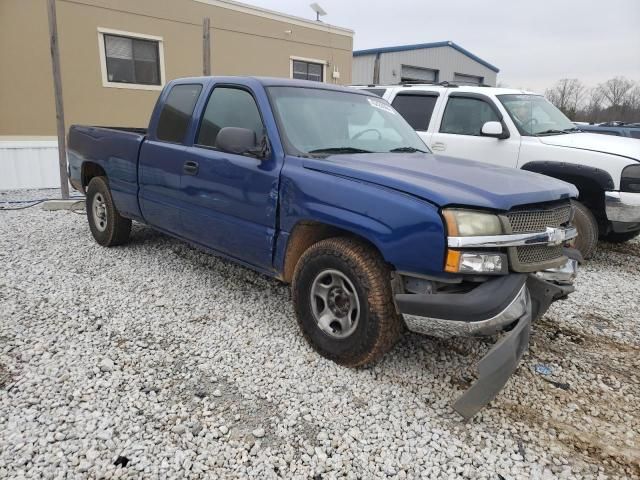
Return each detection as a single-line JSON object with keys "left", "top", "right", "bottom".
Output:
{"left": 289, "top": 56, "right": 327, "bottom": 83}
{"left": 97, "top": 27, "right": 166, "bottom": 91}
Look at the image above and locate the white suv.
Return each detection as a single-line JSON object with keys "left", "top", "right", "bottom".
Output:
{"left": 354, "top": 84, "right": 640, "bottom": 258}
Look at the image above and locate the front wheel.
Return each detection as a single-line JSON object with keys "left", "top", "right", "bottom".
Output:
{"left": 86, "top": 176, "right": 131, "bottom": 247}
{"left": 570, "top": 200, "right": 598, "bottom": 260}
{"left": 292, "top": 237, "right": 403, "bottom": 367}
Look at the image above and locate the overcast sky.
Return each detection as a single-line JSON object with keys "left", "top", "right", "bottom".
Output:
{"left": 248, "top": 0, "right": 640, "bottom": 92}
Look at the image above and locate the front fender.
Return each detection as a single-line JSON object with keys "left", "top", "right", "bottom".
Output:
{"left": 277, "top": 159, "right": 447, "bottom": 277}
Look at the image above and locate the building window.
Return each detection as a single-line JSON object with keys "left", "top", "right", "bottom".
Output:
{"left": 98, "top": 28, "right": 165, "bottom": 90}
{"left": 291, "top": 57, "right": 325, "bottom": 82}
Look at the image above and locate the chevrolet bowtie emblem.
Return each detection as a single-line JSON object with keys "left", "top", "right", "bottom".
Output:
{"left": 546, "top": 227, "right": 564, "bottom": 246}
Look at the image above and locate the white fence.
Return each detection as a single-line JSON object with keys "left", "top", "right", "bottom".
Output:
{"left": 0, "top": 139, "right": 62, "bottom": 190}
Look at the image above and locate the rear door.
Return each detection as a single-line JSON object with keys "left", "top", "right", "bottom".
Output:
{"left": 389, "top": 90, "right": 441, "bottom": 146}
{"left": 179, "top": 83, "right": 281, "bottom": 271}
{"left": 139, "top": 83, "right": 203, "bottom": 234}
{"left": 429, "top": 92, "right": 521, "bottom": 168}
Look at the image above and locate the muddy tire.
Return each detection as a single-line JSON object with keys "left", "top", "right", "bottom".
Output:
{"left": 570, "top": 200, "right": 598, "bottom": 260}
{"left": 602, "top": 230, "right": 640, "bottom": 243}
{"left": 86, "top": 176, "right": 131, "bottom": 247}
{"left": 292, "top": 237, "right": 403, "bottom": 367}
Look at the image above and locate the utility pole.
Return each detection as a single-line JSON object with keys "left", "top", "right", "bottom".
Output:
{"left": 203, "top": 17, "right": 211, "bottom": 76}
{"left": 47, "top": 0, "right": 69, "bottom": 199}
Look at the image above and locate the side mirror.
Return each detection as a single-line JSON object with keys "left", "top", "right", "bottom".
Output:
{"left": 481, "top": 121, "right": 509, "bottom": 139}
{"left": 215, "top": 127, "right": 266, "bottom": 158}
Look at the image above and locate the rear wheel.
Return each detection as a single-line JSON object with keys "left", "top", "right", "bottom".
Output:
{"left": 86, "top": 176, "right": 131, "bottom": 247}
{"left": 292, "top": 237, "right": 403, "bottom": 367}
{"left": 602, "top": 230, "right": 640, "bottom": 243}
{"left": 570, "top": 200, "right": 598, "bottom": 260}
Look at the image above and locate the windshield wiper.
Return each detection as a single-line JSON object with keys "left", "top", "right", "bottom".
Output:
{"left": 535, "top": 129, "right": 569, "bottom": 136}
{"left": 308, "top": 147, "right": 373, "bottom": 156}
{"left": 389, "top": 147, "right": 428, "bottom": 153}
{"left": 563, "top": 127, "right": 582, "bottom": 133}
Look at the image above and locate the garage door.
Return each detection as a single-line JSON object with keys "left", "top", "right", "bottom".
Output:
{"left": 400, "top": 65, "right": 438, "bottom": 83}
{"left": 453, "top": 73, "right": 484, "bottom": 85}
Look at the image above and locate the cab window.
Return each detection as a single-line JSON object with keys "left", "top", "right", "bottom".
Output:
{"left": 440, "top": 97, "right": 499, "bottom": 136}
{"left": 156, "top": 84, "right": 202, "bottom": 143}
{"left": 197, "top": 87, "right": 264, "bottom": 149}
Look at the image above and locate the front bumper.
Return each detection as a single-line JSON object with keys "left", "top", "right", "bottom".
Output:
{"left": 395, "top": 262, "right": 576, "bottom": 420}
{"left": 605, "top": 191, "right": 640, "bottom": 230}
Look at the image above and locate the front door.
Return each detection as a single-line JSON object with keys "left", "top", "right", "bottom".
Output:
{"left": 180, "top": 85, "right": 280, "bottom": 271}
{"left": 429, "top": 94, "right": 521, "bottom": 168}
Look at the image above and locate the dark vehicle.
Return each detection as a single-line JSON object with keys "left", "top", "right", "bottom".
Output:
{"left": 68, "top": 76, "right": 580, "bottom": 418}
{"left": 577, "top": 122, "right": 640, "bottom": 139}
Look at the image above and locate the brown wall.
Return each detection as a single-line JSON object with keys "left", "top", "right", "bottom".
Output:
{"left": 0, "top": 0, "right": 353, "bottom": 136}
{"left": 0, "top": 0, "right": 57, "bottom": 136}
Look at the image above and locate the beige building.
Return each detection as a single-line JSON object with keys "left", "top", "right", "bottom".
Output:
{"left": 0, "top": 0, "right": 353, "bottom": 189}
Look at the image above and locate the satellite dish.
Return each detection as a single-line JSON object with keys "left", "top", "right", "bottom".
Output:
{"left": 310, "top": 3, "right": 327, "bottom": 21}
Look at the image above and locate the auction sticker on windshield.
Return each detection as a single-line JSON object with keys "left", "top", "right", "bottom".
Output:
{"left": 367, "top": 97, "right": 397, "bottom": 115}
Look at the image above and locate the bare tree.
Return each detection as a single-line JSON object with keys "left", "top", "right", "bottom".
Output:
{"left": 581, "top": 87, "right": 605, "bottom": 123}
{"left": 599, "top": 76, "right": 635, "bottom": 108}
{"left": 545, "top": 78, "right": 585, "bottom": 119}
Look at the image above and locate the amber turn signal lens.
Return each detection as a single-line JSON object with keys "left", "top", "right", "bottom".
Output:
{"left": 445, "top": 249, "right": 461, "bottom": 273}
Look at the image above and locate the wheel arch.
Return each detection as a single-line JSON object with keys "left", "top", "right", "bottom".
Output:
{"left": 280, "top": 220, "right": 387, "bottom": 283}
{"left": 520, "top": 161, "right": 611, "bottom": 224}
{"left": 81, "top": 162, "right": 107, "bottom": 190}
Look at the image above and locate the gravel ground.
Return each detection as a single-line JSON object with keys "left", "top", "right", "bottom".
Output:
{"left": 1, "top": 190, "right": 639, "bottom": 479}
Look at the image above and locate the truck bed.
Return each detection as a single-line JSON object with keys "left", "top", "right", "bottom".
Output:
{"left": 68, "top": 125, "right": 146, "bottom": 219}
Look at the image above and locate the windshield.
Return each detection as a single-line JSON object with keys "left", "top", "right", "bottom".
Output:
{"left": 498, "top": 94, "right": 579, "bottom": 136}
{"left": 267, "top": 86, "right": 429, "bottom": 156}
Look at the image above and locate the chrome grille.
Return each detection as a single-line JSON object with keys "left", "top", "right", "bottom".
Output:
{"left": 506, "top": 203, "right": 573, "bottom": 233}
{"left": 505, "top": 201, "right": 573, "bottom": 272}
{"left": 515, "top": 244, "right": 564, "bottom": 265}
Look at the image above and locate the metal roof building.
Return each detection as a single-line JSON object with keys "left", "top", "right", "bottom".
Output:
{"left": 352, "top": 41, "right": 499, "bottom": 86}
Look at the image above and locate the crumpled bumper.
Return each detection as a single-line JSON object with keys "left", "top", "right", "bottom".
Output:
{"left": 395, "top": 260, "right": 576, "bottom": 420}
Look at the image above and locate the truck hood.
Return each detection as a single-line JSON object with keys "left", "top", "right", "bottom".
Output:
{"left": 303, "top": 153, "right": 577, "bottom": 211}
{"left": 538, "top": 132, "right": 640, "bottom": 161}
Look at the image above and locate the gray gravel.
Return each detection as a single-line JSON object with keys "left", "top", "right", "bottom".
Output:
{"left": 1, "top": 189, "right": 639, "bottom": 479}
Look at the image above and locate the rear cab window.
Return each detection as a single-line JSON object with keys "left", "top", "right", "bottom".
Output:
{"left": 391, "top": 92, "right": 439, "bottom": 131}
{"left": 156, "top": 84, "right": 203, "bottom": 143}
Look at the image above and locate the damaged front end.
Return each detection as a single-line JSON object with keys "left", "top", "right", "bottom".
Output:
{"left": 395, "top": 259, "right": 577, "bottom": 419}
{"left": 394, "top": 200, "right": 580, "bottom": 419}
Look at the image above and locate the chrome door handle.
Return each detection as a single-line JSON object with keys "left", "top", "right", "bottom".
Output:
{"left": 431, "top": 142, "right": 446, "bottom": 152}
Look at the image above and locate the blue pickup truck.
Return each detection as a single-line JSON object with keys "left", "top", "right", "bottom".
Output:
{"left": 68, "top": 76, "right": 580, "bottom": 418}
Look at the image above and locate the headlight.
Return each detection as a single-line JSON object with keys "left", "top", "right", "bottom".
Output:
{"left": 445, "top": 250, "right": 507, "bottom": 274}
{"left": 443, "top": 209, "right": 507, "bottom": 274}
{"left": 621, "top": 164, "right": 640, "bottom": 193}
{"left": 442, "top": 209, "right": 503, "bottom": 237}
